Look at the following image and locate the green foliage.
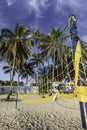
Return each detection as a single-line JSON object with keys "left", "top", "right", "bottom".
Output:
{"left": 0, "top": 22, "right": 87, "bottom": 97}
{"left": 0, "top": 80, "right": 24, "bottom": 86}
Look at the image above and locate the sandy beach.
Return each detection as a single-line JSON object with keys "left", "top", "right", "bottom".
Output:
{"left": 0, "top": 94, "right": 83, "bottom": 130}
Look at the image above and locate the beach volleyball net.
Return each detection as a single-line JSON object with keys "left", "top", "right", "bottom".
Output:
{"left": 17, "top": 43, "right": 87, "bottom": 104}
{"left": 17, "top": 15, "right": 87, "bottom": 105}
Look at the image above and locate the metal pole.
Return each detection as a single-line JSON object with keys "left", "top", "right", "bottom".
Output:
{"left": 78, "top": 62, "right": 87, "bottom": 129}
{"left": 69, "top": 15, "right": 87, "bottom": 129}
{"left": 15, "top": 92, "right": 18, "bottom": 110}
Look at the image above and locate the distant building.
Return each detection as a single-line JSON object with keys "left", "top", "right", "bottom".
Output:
{"left": 24, "top": 78, "right": 38, "bottom": 93}
{"left": 52, "top": 80, "right": 74, "bottom": 93}
{"left": 52, "top": 82, "right": 60, "bottom": 92}
{"left": 0, "top": 86, "right": 17, "bottom": 95}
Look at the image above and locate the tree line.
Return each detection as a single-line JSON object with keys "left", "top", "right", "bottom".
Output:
{"left": 0, "top": 23, "right": 87, "bottom": 99}
{"left": 0, "top": 80, "right": 24, "bottom": 86}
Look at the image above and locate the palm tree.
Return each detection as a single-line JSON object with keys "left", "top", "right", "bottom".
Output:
{"left": 20, "top": 62, "right": 35, "bottom": 83}
{"left": 38, "top": 65, "right": 48, "bottom": 97}
{"left": 31, "top": 29, "right": 44, "bottom": 86}
{"left": 32, "top": 29, "right": 44, "bottom": 47}
{"left": 0, "top": 37, "right": 6, "bottom": 62}
{"left": 81, "top": 41, "right": 87, "bottom": 62}
{"left": 3, "top": 65, "right": 15, "bottom": 82}
{"left": 40, "top": 27, "right": 67, "bottom": 83}
{"left": 0, "top": 24, "right": 33, "bottom": 99}
{"left": 20, "top": 62, "right": 35, "bottom": 93}
{"left": 30, "top": 53, "right": 43, "bottom": 67}
{"left": 30, "top": 53, "right": 43, "bottom": 86}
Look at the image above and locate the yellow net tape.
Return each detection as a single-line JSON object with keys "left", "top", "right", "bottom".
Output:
{"left": 74, "top": 40, "right": 87, "bottom": 102}
{"left": 74, "top": 40, "right": 81, "bottom": 87}
{"left": 59, "top": 93, "right": 73, "bottom": 99}
{"left": 74, "top": 87, "right": 87, "bottom": 102}
{"left": 18, "top": 93, "right": 54, "bottom": 104}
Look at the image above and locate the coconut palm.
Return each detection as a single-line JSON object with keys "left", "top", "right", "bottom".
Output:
{"left": 0, "top": 37, "right": 6, "bottom": 62}
{"left": 0, "top": 24, "right": 33, "bottom": 99}
{"left": 40, "top": 27, "right": 67, "bottom": 83}
{"left": 30, "top": 53, "right": 43, "bottom": 86}
{"left": 80, "top": 41, "right": 87, "bottom": 62}
{"left": 32, "top": 29, "right": 41, "bottom": 43}
{"left": 3, "top": 65, "right": 15, "bottom": 82}
{"left": 19, "top": 62, "right": 35, "bottom": 93}
{"left": 30, "top": 53, "right": 43, "bottom": 66}
{"left": 31, "top": 29, "right": 44, "bottom": 86}
{"left": 20, "top": 62, "right": 35, "bottom": 83}
{"left": 38, "top": 65, "right": 48, "bottom": 97}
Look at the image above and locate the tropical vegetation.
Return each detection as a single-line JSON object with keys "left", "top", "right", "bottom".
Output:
{"left": 0, "top": 23, "right": 87, "bottom": 100}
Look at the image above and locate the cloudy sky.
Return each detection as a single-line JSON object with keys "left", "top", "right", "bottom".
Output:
{"left": 0, "top": 0, "right": 87, "bottom": 81}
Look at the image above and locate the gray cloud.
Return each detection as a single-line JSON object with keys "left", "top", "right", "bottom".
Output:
{"left": 0, "top": 0, "right": 87, "bottom": 34}
{"left": 25, "top": 0, "right": 50, "bottom": 15}
{"left": 6, "top": 0, "right": 16, "bottom": 6}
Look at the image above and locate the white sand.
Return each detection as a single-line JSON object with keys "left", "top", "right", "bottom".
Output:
{"left": 0, "top": 97, "right": 83, "bottom": 130}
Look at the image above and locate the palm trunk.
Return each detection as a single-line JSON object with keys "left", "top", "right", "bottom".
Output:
{"left": 7, "top": 53, "right": 16, "bottom": 100}
{"left": 38, "top": 77, "right": 41, "bottom": 95}
{"left": 10, "top": 71, "right": 11, "bottom": 81}
{"left": 47, "top": 61, "right": 50, "bottom": 95}
{"left": 17, "top": 69, "right": 20, "bottom": 87}
{"left": 51, "top": 48, "right": 55, "bottom": 94}
{"left": 47, "top": 66, "right": 48, "bottom": 94}
{"left": 17, "top": 68, "right": 20, "bottom": 93}
{"left": 42, "top": 76, "right": 45, "bottom": 98}
{"left": 25, "top": 76, "right": 28, "bottom": 93}
{"left": 37, "top": 63, "right": 39, "bottom": 94}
